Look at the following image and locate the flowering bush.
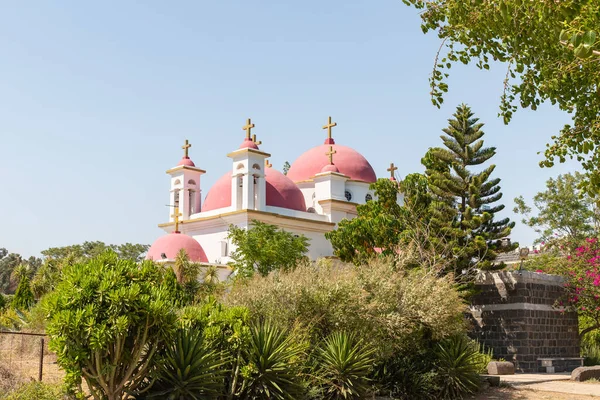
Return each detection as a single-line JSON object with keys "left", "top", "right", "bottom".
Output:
{"left": 536, "top": 238, "right": 600, "bottom": 337}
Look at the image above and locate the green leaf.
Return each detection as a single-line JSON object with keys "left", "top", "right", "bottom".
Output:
{"left": 583, "top": 31, "right": 597, "bottom": 46}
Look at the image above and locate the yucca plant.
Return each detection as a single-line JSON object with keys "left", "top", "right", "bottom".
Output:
{"left": 435, "top": 336, "right": 482, "bottom": 399}
{"left": 143, "top": 329, "right": 228, "bottom": 400}
{"left": 315, "top": 331, "right": 375, "bottom": 400}
{"left": 238, "top": 321, "right": 307, "bottom": 399}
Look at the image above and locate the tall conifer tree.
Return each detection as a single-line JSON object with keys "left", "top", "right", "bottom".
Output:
{"left": 424, "top": 104, "right": 516, "bottom": 274}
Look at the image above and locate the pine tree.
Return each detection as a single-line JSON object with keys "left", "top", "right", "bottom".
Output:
{"left": 424, "top": 104, "right": 516, "bottom": 274}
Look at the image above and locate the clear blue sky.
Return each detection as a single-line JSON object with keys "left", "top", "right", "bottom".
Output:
{"left": 0, "top": 1, "right": 578, "bottom": 257}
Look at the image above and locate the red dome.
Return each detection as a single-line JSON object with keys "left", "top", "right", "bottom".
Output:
{"left": 178, "top": 157, "right": 196, "bottom": 167}
{"left": 239, "top": 138, "right": 259, "bottom": 149}
{"left": 202, "top": 169, "right": 307, "bottom": 212}
{"left": 321, "top": 164, "right": 340, "bottom": 173}
{"left": 287, "top": 143, "right": 376, "bottom": 183}
{"left": 146, "top": 232, "right": 208, "bottom": 263}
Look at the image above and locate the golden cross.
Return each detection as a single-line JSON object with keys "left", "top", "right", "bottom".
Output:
{"left": 182, "top": 139, "right": 191, "bottom": 158}
{"left": 265, "top": 159, "right": 272, "bottom": 168}
{"left": 325, "top": 145, "right": 336, "bottom": 165}
{"left": 387, "top": 162, "right": 398, "bottom": 178}
{"left": 322, "top": 116, "right": 337, "bottom": 140}
{"left": 243, "top": 118, "right": 255, "bottom": 140}
{"left": 252, "top": 134, "right": 262, "bottom": 145}
{"left": 171, "top": 206, "right": 182, "bottom": 232}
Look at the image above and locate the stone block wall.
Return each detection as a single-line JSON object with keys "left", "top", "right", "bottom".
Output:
{"left": 469, "top": 271, "right": 580, "bottom": 373}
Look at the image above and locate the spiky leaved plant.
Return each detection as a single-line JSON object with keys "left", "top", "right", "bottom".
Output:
{"left": 315, "top": 331, "right": 375, "bottom": 400}
{"left": 142, "top": 329, "right": 228, "bottom": 400}
{"left": 435, "top": 336, "right": 482, "bottom": 399}
{"left": 238, "top": 321, "right": 307, "bottom": 399}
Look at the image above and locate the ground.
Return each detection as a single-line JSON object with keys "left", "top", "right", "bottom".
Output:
{"left": 472, "top": 387, "right": 599, "bottom": 400}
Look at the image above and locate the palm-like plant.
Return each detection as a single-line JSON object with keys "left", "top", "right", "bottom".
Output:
{"left": 144, "top": 329, "right": 228, "bottom": 400}
{"left": 238, "top": 321, "right": 307, "bottom": 399}
{"left": 315, "top": 331, "right": 375, "bottom": 400}
{"left": 435, "top": 336, "right": 482, "bottom": 399}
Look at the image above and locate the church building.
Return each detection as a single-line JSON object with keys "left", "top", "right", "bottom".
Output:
{"left": 146, "top": 117, "right": 399, "bottom": 271}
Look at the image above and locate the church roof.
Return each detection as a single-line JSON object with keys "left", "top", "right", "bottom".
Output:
{"left": 287, "top": 141, "right": 377, "bottom": 183}
{"left": 202, "top": 168, "right": 307, "bottom": 212}
{"left": 146, "top": 232, "right": 208, "bottom": 263}
{"left": 177, "top": 156, "right": 196, "bottom": 167}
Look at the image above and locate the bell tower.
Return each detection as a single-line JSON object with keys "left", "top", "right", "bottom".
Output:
{"left": 166, "top": 139, "right": 206, "bottom": 221}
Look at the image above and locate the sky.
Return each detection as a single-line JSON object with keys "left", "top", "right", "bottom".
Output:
{"left": 0, "top": 1, "right": 580, "bottom": 257}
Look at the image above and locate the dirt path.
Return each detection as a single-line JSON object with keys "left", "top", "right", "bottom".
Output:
{"left": 471, "top": 386, "right": 599, "bottom": 400}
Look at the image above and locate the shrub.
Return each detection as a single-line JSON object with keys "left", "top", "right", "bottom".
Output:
{"left": 2, "top": 382, "right": 66, "bottom": 400}
{"left": 435, "top": 336, "right": 482, "bottom": 399}
{"left": 12, "top": 276, "right": 34, "bottom": 310}
{"left": 142, "top": 329, "right": 228, "bottom": 399}
{"left": 227, "top": 259, "right": 467, "bottom": 359}
{"left": 314, "top": 331, "right": 375, "bottom": 399}
{"left": 372, "top": 351, "right": 438, "bottom": 400}
{"left": 239, "top": 320, "right": 307, "bottom": 399}
{"left": 43, "top": 251, "right": 179, "bottom": 399}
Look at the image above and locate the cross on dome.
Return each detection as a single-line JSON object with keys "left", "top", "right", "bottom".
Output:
{"left": 265, "top": 159, "right": 272, "bottom": 168}
{"left": 243, "top": 118, "right": 255, "bottom": 140}
{"left": 182, "top": 139, "right": 191, "bottom": 158}
{"left": 252, "top": 134, "right": 262, "bottom": 145}
{"left": 326, "top": 145, "right": 337, "bottom": 165}
{"left": 387, "top": 162, "right": 398, "bottom": 181}
{"left": 171, "top": 206, "right": 182, "bottom": 233}
{"left": 323, "top": 116, "right": 337, "bottom": 144}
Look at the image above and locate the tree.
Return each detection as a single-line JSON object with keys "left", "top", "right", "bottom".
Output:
{"left": 425, "top": 104, "right": 516, "bottom": 272}
{"left": 41, "top": 241, "right": 149, "bottom": 263}
{"left": 0, "top": 249, "right": 41, "bottom": 294}
{"left": 282, "top": 161, "right": 291, "bottom": 175}
{"left": 12, "top": 275, "right": 34, "bottom": 310}
{"left": 227, "top": 221, "right": 309, "bottom": 277}
{"left": 325, "top": 178, "right": 406, "bottom": 265}
{"left": 514, "top": 172, "right": 599, "bottom": 245}
{"left": 43, "top": 251, "right": 178, "bottom": 399}
{"left": 402, "top": 0, "right": 600, "bottom": 193}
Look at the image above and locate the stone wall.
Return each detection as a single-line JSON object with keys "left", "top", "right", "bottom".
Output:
{"left": 469, "top": 271, "right": 580, "bottom": 373}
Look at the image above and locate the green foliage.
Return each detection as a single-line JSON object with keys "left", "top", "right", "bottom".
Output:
{"left": 228, "top": 221, "right": 310, "bottom": 277}
{"left": 41, "top": 241, "right": 149, "bottom": 263}
{"left": 143, "top": 329, "right": 228, "bottom": 400}
{"left": 514, "top": 172, "right": 599, "bottom": 245}
{"left": 424, "top": 104, "right": 516, "bottom": 274}
{"left": 435, "top": 336, "right": 482, "bottom": 399}
{"left": 0, "top": 293, "right": 5, "bottom": 310}
{"left": 43, "top": 251, "right": 178, "bottom": 399}
{"left": 239, "top": 320, "right": 307, "bottom": 400}
{"left": 282, "top": 161, "right": 291, "bottom": 175}
{"left": 314, "top": 332, "right": 375, "bottom": 400}
{"left": 11, "top": 276, "right": 34, "bottom": 310}
{"left": 227, "top": 260, "right": 467, "bottom": 361}
{"left": 402, "top": 0, "right": 600, "bottom": 194}
{"left": 1, "top": 382, "right": 67, "bottom": 400}
{"left": 0, "top": 249, "right": 41, "bottom": 294}
{"left": 372, "top": 351, "right": 439, "bottom": 400}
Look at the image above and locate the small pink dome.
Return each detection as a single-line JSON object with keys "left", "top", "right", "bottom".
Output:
{"left": 178, "top": 157, "right": 196, "bottom": 167}
{"left": 320, "top": 164, "right": 340, "bottom": 173}
{"left": 287, "top": 143, "right": 376, "bottom": 183}
{"left": 146, "top": 232, "right": 208, "bottom": 263}
{"left": 239, "top": 138, "right": 259, "bottom": 150}
{"left": 202, "top": 169, "right": 306, "bottom": 212}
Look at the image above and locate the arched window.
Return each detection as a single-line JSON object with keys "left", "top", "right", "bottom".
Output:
{"left": 174, "top": 190, "right": 180, "bottom": 208}
{"left": 174, "top": 179, "right": 181, "bottom": 186}
{"left": 188, "top": 179, "right": 196, "bottom": 185}
{"left": 237, "top": 163, "right": 244, "bottom": 170}
{"left": 188, "top": 189, "right": 196, "bottom": 214}
{"left": 252, "top": 163, "right": 261, "bottom": 170}
{"left": 365, "top": 193, "right": 373, "bottom": 202}
{"left": 307, "top": 207, "right": 316, "bottom": 213}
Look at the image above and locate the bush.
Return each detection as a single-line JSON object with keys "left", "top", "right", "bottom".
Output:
{"left": 226, "top": 259, "right": 467, "bottom": 359}
{"left": 12, "top": 277, "right": 34, "bottom": 310}
{"left": 313, "top": 331, "right": 375, "bottom": 399}
{"left": 2, "top": 382, "right": 66, "bottom": 400}
{"left": 43, "top": 251, "right": 179, "bottom": 399}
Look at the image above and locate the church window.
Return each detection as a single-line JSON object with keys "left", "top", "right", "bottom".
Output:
{"left": 252, "top": 163, "right": 261, "bottom": 170}
{"left": 188, "top": 179, "right": 196, "bottom": 185}
{"left": 365, "top": 193, "right": 373, "bottom": 202}
{"left": 237, "top": 163, "right": 244, "bottom": 170}
{"left": 188, "top": 189, "right": 196, "bottom": 214}
{"left": 174, "top": 190, "right": 180, "bottom": 208}
{"left": 307, "top": 207, "right": 316, "bottom": 213}
{"left": 344, "top": 190, "right": 353, "bottom": 202}
{"left": 174, "top": 179, "right": 181, "bottom": 186}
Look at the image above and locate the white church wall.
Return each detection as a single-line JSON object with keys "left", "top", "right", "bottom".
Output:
{"left": 345, "top": 181, "right": 371, "bottom": 205}
{"left": 264, "top": 206, "right": 329, "bottom": 222}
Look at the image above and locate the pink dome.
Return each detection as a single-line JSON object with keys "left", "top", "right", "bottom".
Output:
{"left": 321, "top": 164, "right": 339, "bottom": 173}
{"left": 146, "top": 232, "right": 208, "bottom": 263}
{"left": 202, "top": 169, "right": 307, "bottom": 212}
{"left": 287, "top": 143, "right": 377, "bottom": 183}
{"left": 178, "top": 157, "right": 196, "bottom": 167}
{"left": 239, "top": 138, "right": 259, "bottom": 150}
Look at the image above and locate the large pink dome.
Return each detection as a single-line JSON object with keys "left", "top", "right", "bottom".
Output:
{"left": 202, "top": 169, "right": 307, "bottom": 212}
{"left": 146, "top": 232, "right": 208, "bottom": 263}
{"left": 287, "top": 143, "right": 377, "bottom": 183}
